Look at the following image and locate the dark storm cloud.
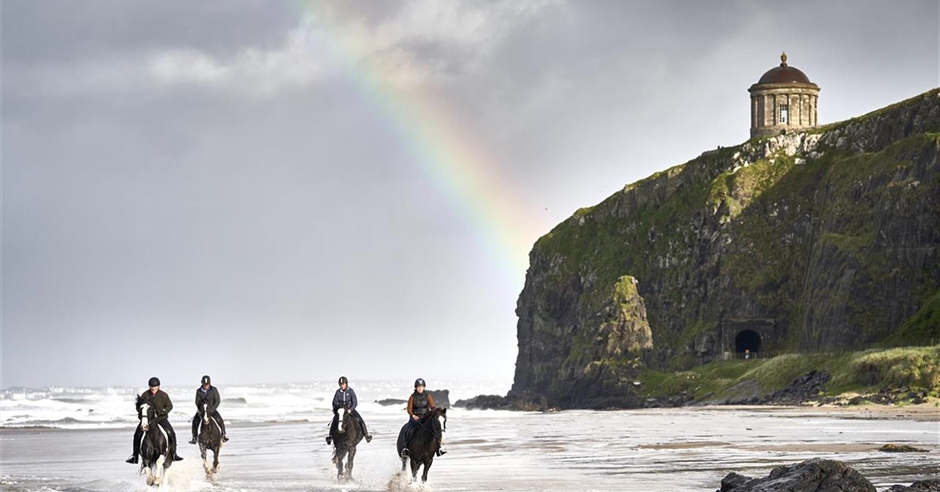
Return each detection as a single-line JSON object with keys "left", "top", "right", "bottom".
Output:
{"left": 2, "top": 0, "right": 297, "bottom": 63}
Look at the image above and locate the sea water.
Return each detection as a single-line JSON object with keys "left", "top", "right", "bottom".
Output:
{"left": 1, "top": 381, "right": 937, "bottom": 491}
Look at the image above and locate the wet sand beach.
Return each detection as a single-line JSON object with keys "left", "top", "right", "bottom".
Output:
{"left": 1, "top": 405, "right": 937, "bottom": 491}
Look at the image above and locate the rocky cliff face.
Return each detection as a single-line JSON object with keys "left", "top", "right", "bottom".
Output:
{"left": 513, "top": 90, "right": 940, "bottom": 408}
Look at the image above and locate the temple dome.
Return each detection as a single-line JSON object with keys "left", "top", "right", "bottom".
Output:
{"left": 756, "top": 52, "right": 814, "bottom": 85}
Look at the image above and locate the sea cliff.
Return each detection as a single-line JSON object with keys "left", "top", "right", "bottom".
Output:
{"left": 511, "top": 90, "right": 940, "bottom": 408}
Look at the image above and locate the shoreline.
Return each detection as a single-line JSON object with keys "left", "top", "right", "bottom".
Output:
{"left": 3, "top": 402, "right": 937, "bottom": 434}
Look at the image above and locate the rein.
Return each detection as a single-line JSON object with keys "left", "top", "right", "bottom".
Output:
{"left": 416, "top": 412, "right": 446, "bottom": 440}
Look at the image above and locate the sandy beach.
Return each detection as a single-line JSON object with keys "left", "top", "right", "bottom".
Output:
{"left": 2, "top": 404, "right": 937, "bottom": 491}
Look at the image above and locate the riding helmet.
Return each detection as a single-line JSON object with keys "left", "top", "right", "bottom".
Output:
{"left": 414, "top": 378, "right": 426, "bottom": 388}
{"left": 148, "top": 377, "right": 161, "bottom": 387}
{"left": 201, "top": 375, "right": 211, "bottom": 385}
{"left": 338, "top": 376, "right": 348, "bottom": 386}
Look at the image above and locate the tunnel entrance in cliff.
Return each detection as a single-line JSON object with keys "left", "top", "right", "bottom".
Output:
{"left": 735, "top": 330, "right": 762, "bottom": 355}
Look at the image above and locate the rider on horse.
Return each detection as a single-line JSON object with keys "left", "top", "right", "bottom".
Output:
{"left": 401, "top": 378, "right": 446, "bottom": 457}
{"left": 326, "top": 376, "right": 373, "bottom": 445}
{"left": 126, "top": 377, "right": 184, "bottom": 464}
{"left": 188, "top": 374, "right": 229, "bottom": 445}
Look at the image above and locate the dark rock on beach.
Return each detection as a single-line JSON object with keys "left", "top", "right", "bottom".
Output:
{"left": 427, "top": 389, "right": 450, "bottom": 408}
{"left": 878, "top": 444, "right": 930, "bottom": 453}
{"left": 375, "top": 398, "right": 407, "bottom": 406}
{"left": 375, "top": 389, "right": 450, "bottom": 408}
{"left": 887, "top": 480, "right": 940, "bottom": 492}
{"left": 762, "top": 370, "right": 830, "bottom": 405}
{"left": 717, "top": 458, "right": 876, "bottom": 492}
{"left": 454, "top": 390, "right": 555, "bottom": 411}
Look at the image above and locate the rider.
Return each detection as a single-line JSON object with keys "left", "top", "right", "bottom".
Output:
{"left": 325, "top": 376, "right": 373, "bottom": 445}
{"left": 126, "top": 377, "right": 184, "bottom": 464}
{"left": 400, "top": 378, "right": 446, "bottom": 457}
{"left": 188, "top": 374, "right": 229, "bottom": 445}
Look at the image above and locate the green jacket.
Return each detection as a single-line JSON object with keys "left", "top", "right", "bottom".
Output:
{"left": 143, "top": 389, "right": 173, "bottom": 423}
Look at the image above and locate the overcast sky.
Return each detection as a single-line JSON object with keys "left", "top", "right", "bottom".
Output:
{"left": 2, "top": 0, "right": 937, "bottom": 389}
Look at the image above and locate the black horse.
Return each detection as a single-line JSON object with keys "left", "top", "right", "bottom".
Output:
{"left": 397, "top": 406, "right": 447, "bottom": 483}
{"left": 197, "top": 403, "right": 223, "bottom": 478}
{"left": 136, "top": 394, "right": 176, "bottom": 487}
{"left": 329, "top": 403, "right": 364, "bottom": 481}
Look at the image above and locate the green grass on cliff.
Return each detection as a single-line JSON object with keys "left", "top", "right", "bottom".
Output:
{"left": 885, "top": 290, "right": 940, "bottom": 346}
{"left": 639, "top": 345, "right": 940, "bottom": 401}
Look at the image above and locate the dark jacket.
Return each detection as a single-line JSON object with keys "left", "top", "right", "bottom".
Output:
{"left": 143, "top": 389, "right": 173, "bottom": 423}
{"left": 407, "top": 391, "right": 436, "bottom": 418}
{"left": 332, "top": 387, "right": 358, "bottom": 412}
{"left": 195, "top": 385, "right": 221, "bottom": 415}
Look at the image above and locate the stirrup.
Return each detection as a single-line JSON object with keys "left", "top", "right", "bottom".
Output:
{"left": 126, "top": 455, "right": 138, "bottom": 464}
{"left": 325, "top": 436, "right": 332, "bottom": 445}
{"left": 365, "top": 434, "right": 372, "bottom": 443}
{"left": 400, "top": 448, "right": 409, "bottom": 458}
{"left": 188, "top": 438, "right": 197, "bottom": 445}
{"left": 222, "top": 435, "right": 229, "bottom": 442}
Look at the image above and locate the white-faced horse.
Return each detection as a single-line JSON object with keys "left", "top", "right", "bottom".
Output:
{"left": 329, "top": 404, "right": 364, "bottom": 481}
{"left": 197, "top": 403, "right": 224, "bottom": 478}
{"left": 136, "top": 394, "right": 175, "bottom": 487}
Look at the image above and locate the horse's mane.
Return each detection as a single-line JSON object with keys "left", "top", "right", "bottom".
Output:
{"left": 418, "top": 406, "right": 447, "bottom": 427}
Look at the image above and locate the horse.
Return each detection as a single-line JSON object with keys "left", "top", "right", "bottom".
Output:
{"left": 197, "top": 403, "right": 223, "bottom": 478}
{"left": 329, "top": 403, "right": 364, "bottom": 481}
{"left": 136, "top": 394, "right": 175, "bottom": 487}
{"left": 397, "top": 406, "right": 447, "bottom": 483}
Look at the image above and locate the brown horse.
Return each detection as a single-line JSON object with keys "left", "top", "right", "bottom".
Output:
{"left": 396, "top": 406, "right": 447, "bottom": 483}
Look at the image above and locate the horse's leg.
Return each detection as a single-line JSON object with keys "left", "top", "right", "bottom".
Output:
{"left": 154, "top": 455, "right": 166, "bottom": 486}
{"left": 161, "top": 460, "right": 171, "bottom": 490}
{"left": 212, "top": 444, "right": 220, "bottom": 473}
{"left": 335, "top": 449, "right": 345, "bottom": 480}
{"left": 409, "top": 458, "right": 420, "bottom": 482}
{"left": 144, "top": 465, "right": 154, "bottom": 486}
{"left": 200, "top": 442, "right": 210, "bottom": 475}
{"left": 346, "top": 446, "right": 356, "bottom": 480}
{"left": 422, "top": 458, "right": 434, "bottom": 483}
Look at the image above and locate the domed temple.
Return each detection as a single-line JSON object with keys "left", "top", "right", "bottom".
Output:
{"left": 748, "top": 52, "right": 820, "bottom": 138}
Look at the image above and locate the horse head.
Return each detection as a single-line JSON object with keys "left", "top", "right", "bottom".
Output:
{"left": 435, "top": 406, "right": 447, "bottom": 432}
{"left": 421, "top": 406, "right": 447, "bottom": 435}
{"left": 203, "top": 403, "right": 210, "bottom": 425}
{"left": 338, "top": 402, "right": 353, "bottom": 434}
{"left": 137, "top": 395, "right": 154, "bottom": 431}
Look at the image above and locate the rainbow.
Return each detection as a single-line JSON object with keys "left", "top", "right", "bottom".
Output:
{"left": 290, "top": 2, "right": 541, "bottom": 294}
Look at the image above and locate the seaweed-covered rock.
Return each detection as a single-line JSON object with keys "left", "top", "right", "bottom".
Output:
{"left": 887, "top": 480, "right": 940, "bottom": 491}
{"left": 717, "top": 458, "right": 875, "bottom": 492}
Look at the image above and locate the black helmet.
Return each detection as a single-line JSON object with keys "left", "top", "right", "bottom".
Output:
{"left": 338, "top": 376, "right": 348, "bottom": 386}
{"left": 148, "top": 377, "right": 161, "bottom": 387}
{"left": 201, "top": 375, "right": 211, "bottom": 385}
{"left": 414, "top": 378, "right": 426, "bottom": 388}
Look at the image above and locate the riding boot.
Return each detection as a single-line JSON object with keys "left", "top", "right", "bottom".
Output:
{"left": 215, "top": 412, "right": 229, "bottom": 442}
{"left": 163, "top": 423, "right": 183, "bottom": 461}
{"left": 189, "top": 414, "right": 198, "bottom": 444}
{"left": 171, "top": 432, "right": 184, "bottom": 461}
{"left": 127, "top": 425, "right": 142, "bottom": 464}
{"left": 357, "top": 414, "right": 372, "bottom": 443}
